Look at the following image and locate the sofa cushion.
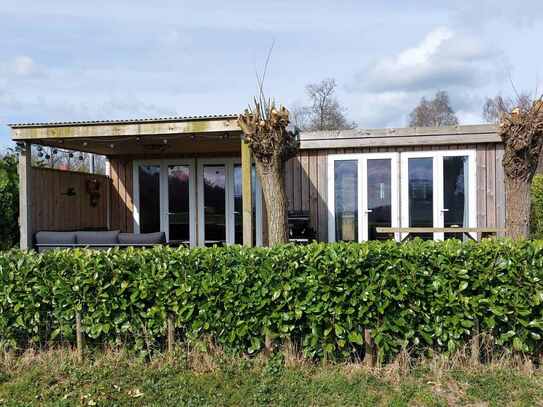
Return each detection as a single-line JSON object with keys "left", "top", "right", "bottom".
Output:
{"left": 118, "top": 232, "right": 165, "bottom": 245}
{"left": 76, "top": 230, "right": 120, "bottom": 245}
{"left": 35, "top": 231, "right": 77, "bottom": 245}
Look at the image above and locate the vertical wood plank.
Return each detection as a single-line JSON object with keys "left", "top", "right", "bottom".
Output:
{"left": 118, "top": 160, "right": 127, "bottom": 232}
{"left": 284, "top": 158, "right": 294, "bottom": 211}
{"left": 125, "top": 161, "right": 134, "bottom": 232}
{"left": 476, "top": 144, "right": 488, "bottom": 230}
{"left": 486, "top": 144, "right": 497, "bottom": 228}
{"left": 241, "top": 141, "right": 253, "bottom": 246}
{"left": 110, "top": 160, "right": 121, "bottom": 231}
{"left": 300, "top": 151, "right": 310, "bottom": 212}
{"left": 317, "top": 150, "right": 328, "bottom": 241}
{"left": 309, "top": 151, "right": 319, "bottom": 233}
{"left": 293, "top": 154, "right": 302, "bottom": 211}
{"left": 18, "top": 143, "right": 32, "bottom": 249}
{"left": 495, "top": 144, "right": 506, "bottom": 236}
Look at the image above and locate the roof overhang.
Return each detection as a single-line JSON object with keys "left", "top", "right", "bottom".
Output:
{"left": 299, "top": 124, "right": 501, "bottom": 149}
{"left": 10, "top": 114, "right": 241, "bottom": 141}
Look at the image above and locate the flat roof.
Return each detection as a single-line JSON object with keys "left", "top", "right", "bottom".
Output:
{"left": 8, "top": 114, "right": 238, "bottom": 129}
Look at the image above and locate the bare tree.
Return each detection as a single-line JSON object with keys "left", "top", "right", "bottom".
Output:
{"left": 299, "top": 78, "right": 356, "bottom": 131}
{"left": 483, "top": 94, "right": 533, "bottom": 123}
{"left": 238, "top": 102, "right": 299, "bottom": 245}
{"left": 408, "top": 91, "right": 459, "bottom": 127}
{"left": 499, "top": 97, "right": 543, "bottom": 238}
{"left": 238, "top": 47, "right": 299, "bottom": 245}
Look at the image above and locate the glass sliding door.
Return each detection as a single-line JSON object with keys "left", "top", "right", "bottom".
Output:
{"left": 167, "top": 165, "right": 191, "bottom": 244}
{"left": 233, "top": 165, "right": 259, "bottom": 245}
{"left": 133, "top": 160, "right": 195, "bottom": 246}
{"left": 202, "top": 165, "right": 227, "bottom": 246}
{"left": 443, "top": 155, "right": 469, "bottom": 240}
{"left": 137, "top": 165, "right": 161, "bottom": 233}
{"left": 365, "top": 158, "right": 394, "bottom": 240}
{"left": 329, "top": 153, "right": 399, "bottom": 242}
{"left": 198, "top": 158, "right": 263, "bottom": 247}
{"left": 401, "top": 151, "right": 476, "bottom": 241}
{"left": 407, "top": 158, "right": 434, "bottom": 239}
{"left": 333, "top": 160, "right": 358, "bottom": 242}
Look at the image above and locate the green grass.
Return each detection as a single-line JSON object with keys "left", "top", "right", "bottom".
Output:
{"left": 0, "top": 349, "right": 542, "bottom": 406}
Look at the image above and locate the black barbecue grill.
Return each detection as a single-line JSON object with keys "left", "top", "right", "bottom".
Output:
{"left": 288, "top": 210, "right": 316, "bottom": 243}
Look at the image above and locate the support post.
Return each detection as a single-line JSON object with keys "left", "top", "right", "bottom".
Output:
{"left": 18, "top": 142, "right": 32, "bottom": 250}
{"left": 471, "top": 318, "right": 480, "bottom": 365}
{"left": 241, "top": 140, "right": 253, "bottom": 247}
{"left": 167, "top": 314, "right": 175, "bottom": 353}
{"left": 364, "top": 328, "right": 377, "bottom": 367}
{"left": 75, "top": 311, "right": 84, "bottom": 361}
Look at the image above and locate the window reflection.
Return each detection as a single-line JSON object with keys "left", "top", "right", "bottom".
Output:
{"left": 203, "top": 165, "right": 226, "bottom": 246}
{"left": 443, "top": 156, "right": 468, "bottom": 239}
{"left": 234, "top": 165, "right": 258, "bottom": 245}
{"left": 168, "top": 165, "right": 190, "bottom": 244}
{"left": 334, "top": 160, "right": 358, "bottom": 241}
{"left": 138, "top": 165, "right": 160, "bottom": 233}
{"left": 408, "top": 158, "right": 433, "bottom": 239}
{"left": 367, "top": 159, "right": 392, "bottom": 240}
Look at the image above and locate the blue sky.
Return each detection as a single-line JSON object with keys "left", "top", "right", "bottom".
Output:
{"left": 1, "top": 0, "right": 543, "bottom": 149}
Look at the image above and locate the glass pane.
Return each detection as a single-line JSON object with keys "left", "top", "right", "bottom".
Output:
{"left": 203, "top": 165, "right": 226, "bottom": 246}
{"left": 234, "top": 165, "right": 258, "bottom": 245}
{"left": 334, "top": 160, "right": 358, "bottom": 242}
{"left": 408, "top": 158, "right": 433, "bottom": 239}
{"left": 443, "top": 156, "right": 468, "bottom": 240}
{"left": 367, "top": 159, "right": 392, "bottom": 240}
{"left": 138, "top": 165, "right": 160, "bottom": 233}
{"left": 168, "top": 165, "right": 190, "bottom": 244}
{"left": 234, "top": 165, "right": 242, "bottom": 244}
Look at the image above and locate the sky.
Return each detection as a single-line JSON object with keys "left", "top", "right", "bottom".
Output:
{"left": 1, "top": 0, "right": 543, "bottom": 149}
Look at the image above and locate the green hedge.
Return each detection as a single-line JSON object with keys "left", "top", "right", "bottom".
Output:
{"left": 1, "top": 240, "right": 543, "bottom": 361}
{"left": 532, "top": 175, "right": 543, "bottom": 239}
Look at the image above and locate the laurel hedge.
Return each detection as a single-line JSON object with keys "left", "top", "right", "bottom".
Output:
{"left": 1, "top": 240, "right": 543, "bottom": 361}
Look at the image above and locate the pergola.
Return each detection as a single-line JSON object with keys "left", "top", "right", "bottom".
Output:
{"left": 10, "top": 115, "right": 255, "bottom": 249}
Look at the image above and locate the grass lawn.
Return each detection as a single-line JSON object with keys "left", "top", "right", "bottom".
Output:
{"left": 0, "top": 349, "right": 542, "bottom": 406}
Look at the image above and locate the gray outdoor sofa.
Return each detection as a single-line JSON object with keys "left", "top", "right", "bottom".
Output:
{"left": 34, "top": 230, "right": 166, "bottom": 252}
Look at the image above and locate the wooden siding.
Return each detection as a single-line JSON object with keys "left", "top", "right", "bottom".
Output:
{"left": 109, "top": 158, "right": 134, "bottom": 232}
{"left": 31, "top": 167, "right": 109, "bottom": 232}
{"left": 107, "top": 142, "right": 506, "bottom": 243}
{"left": 283, "top": 143, "right": 506, "bottom": 241}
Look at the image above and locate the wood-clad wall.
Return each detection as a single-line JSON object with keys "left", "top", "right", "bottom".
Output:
{"left": 107, "top": 142, "right": 506, "bottom": 242}
{"left": 283, "top": 143, "right": 506, "bottom": 241}
{"left": 109, "top": 159, "right": 134, "bottom": 232}
{"left": 31, "top": 167, "right": 109, "bottom": 232}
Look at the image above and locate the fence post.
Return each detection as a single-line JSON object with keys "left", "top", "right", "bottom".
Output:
{"left": 364, "top": 328, "right": 377, "bottom": 367}
{"left": 263, "top": 333, "right": 273, "bottom": 359}
{"left": 75, "top": 311, "right": 84, "bottom": 361}
{"left": 167, "top": 314, "right": 175, "bottom": 353}
{"left": 471, "top": 318, "right": 480, "bottom": 365}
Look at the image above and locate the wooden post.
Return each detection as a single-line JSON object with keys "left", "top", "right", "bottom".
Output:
{"left": 18, "top": 142, "right": 32, "bottom": 250}
{"left": 241, "top": 140, "right": 253, "bottom": 247}
{"left": 75, "top": 311, "right": 83, "bottom": 361}
{"left": 471, "top": 318, "right": 480, "bottom": 365}
{"left": 364, "top": 328, "right": 377, "bottom": 367}
{"left": 167, "top": 315, "right": 175, "bottom": 353}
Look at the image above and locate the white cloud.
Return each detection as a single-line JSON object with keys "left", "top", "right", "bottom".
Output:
{"left": 13, "top": 56, "right": 36, "bottom": 76}
{"left": 354, "top": 27, "right": 506, "bottom": 93}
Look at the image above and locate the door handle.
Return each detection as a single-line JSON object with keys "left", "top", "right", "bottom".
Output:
{"left": 364, "top": 209, "right": 373, "bottom": 214}
{"left": 441, "top": 208, "right": 449, "bottom": 212}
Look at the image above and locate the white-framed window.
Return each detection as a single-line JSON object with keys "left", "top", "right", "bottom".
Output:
{"left": 133, "top": 158, "right": 263, "bottom": 247}
{"left": 400, "top": 150, "right": 477, "bottom": 240}
{"left": 133, "top": 159, "right": 197, "bottom": 246}
{"left": 197, "top": 158, "right": 263, "bottom": 246}
{"left": 327, "top": 153, "right": 400, "bottom": 242}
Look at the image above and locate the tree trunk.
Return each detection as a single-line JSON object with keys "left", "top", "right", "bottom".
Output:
{"left": 255, "top": 159, "right": 289, "bottom": 245}
{"left": 505, "top": 176, "right": 531, "bottom": 239}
